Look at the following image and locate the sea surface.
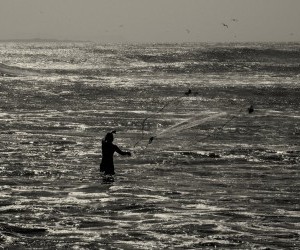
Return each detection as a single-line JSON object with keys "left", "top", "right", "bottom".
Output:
{"left": 0, "top": 42, "right": 299, "bottom": 249}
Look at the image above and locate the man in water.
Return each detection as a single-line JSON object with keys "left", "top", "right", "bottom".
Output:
{"left": 100, "top": 130, "right": 131, "bottom": 176}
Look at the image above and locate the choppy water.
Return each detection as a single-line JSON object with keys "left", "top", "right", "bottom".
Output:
{"left": 0, "top": 42, "right": 299, "bottom": 249}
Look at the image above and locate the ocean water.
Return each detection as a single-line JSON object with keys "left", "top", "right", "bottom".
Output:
{"left": 0, "top": 42, "right": 299, "bottom": 249}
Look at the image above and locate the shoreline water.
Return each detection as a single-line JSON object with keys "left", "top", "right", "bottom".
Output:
{"left": 0, "top": 42, "right": 299, "bottom": 249}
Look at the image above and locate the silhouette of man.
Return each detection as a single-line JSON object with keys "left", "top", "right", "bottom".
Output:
{"left": 100, "top": 130, "right": 131, "bottom": 175}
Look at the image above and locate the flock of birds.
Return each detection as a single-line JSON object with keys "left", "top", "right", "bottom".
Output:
{"left": 184, "top": 18, "right": 239, "bottom": 35}
{"left": 222, "top": 18, "right": 239, "bottom": 29}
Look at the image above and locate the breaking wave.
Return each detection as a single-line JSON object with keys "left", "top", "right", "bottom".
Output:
{"left": 0, "top": 63, "right": 41, "bottom": 76}
{"left": 125, "top": 44, "right": 300, "bottom": 74}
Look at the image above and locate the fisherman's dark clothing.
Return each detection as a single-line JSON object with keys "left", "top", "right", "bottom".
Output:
{"left": 100, "top": 140, "right": 128, "bottom": 175}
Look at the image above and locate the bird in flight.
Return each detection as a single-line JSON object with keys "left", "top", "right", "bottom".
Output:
{"left": 222, "top": 23, "right": 229, "bottom": 28}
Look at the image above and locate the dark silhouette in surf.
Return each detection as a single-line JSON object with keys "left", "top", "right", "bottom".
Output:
{"left": 148, "top": 136, "right": 155, "bottom": 144}
{"left": 100, "top": 130, "right": 131, "bottom": 175}
{"left": 248, "top": 105, "right": 254, "bottom": 114}
{"left": 185, "top": 89, "right": 192, "bottom": 96}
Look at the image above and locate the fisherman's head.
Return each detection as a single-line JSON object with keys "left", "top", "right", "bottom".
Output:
{"left": 105, "top": 132, "right": 114, "bottom": 143}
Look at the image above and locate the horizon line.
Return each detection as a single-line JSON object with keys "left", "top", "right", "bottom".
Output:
{"left": 0, "top": 38, "right": 300, "bottom": 45}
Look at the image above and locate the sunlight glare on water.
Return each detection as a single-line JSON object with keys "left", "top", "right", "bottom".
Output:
{"left": 0, "top": 42, "right": 299, "bottom": 249}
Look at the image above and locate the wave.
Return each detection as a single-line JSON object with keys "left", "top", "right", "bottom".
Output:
{"left": 0, "top": 63, "right": 101, "bottom": 77}
{"left": 202, "top": 47, "right": 300, "bottom": 61}
{"left": 149, "top": 62, "right": 300, "bottom": 75}
{"left": 127, "top": 45, "right": 300, "bottom": 63}
{"left": 125, "top": 44, "right": 300, "bottom": 74}
{"left": 2, "top": 43, "right": 300, "bottom": 77}
{"left": 0, "top": 63, "right": 41, "bottom": 76}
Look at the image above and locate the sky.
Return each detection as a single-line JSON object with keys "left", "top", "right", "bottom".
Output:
{"left": 0, "top": 0, "right": 299, "bottom": 43}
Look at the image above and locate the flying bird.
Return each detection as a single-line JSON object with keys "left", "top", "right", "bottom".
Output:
{"left": 231, "top": 18, "right": 239, "bottom": 22}
{"left": 185, "top": 29, "right": 191, "bottom": 34}
{"left": 222, "top": 23, "right": 229, "bottom": 28}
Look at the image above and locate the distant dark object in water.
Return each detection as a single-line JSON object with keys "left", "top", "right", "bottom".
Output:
{"left": 209, "top": 152, "right": 220, "bottom": 158}
{"left": 248, "top": 105, "right": 254, "bottom": 114}
{"left": 149, "top": 136, "right": 155, "bottom": 144}
{"left": 185, "top": 89, "right": 192, "bottom": 96}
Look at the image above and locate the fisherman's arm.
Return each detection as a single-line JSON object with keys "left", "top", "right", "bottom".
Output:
{"left": 115, "top": 146, "right": 131, "bottom": 156}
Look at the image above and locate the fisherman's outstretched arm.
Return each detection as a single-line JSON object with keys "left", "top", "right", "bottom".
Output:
{"left": 115, "top": 146, "right": 131, "bottom": 156}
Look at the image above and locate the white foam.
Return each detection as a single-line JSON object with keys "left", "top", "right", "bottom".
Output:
{"left": 109, "top": 185, "right": 131, "bottom": 191}
{"left": 183, "top": 203, "right": 224, "bottom": 211}
{"left": 115, "top": 240, "right": 159, "bottom": 249}
{"left": 0, "top": 205, "right": 30, "bottom": 212}
{"left": 153, "top": 213, "right": 180, "bottom": 220}
{"left": 0, "top": 112, "right": 10, "bottom": 117}
{"left": 68, "top": 192, "right": 110, "bottom": 199}
{"left": 38, "top": 196, "right": 115, "bottom": 205}
{"left": 135, "top": 194, "right": 170, "bottom": 202}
